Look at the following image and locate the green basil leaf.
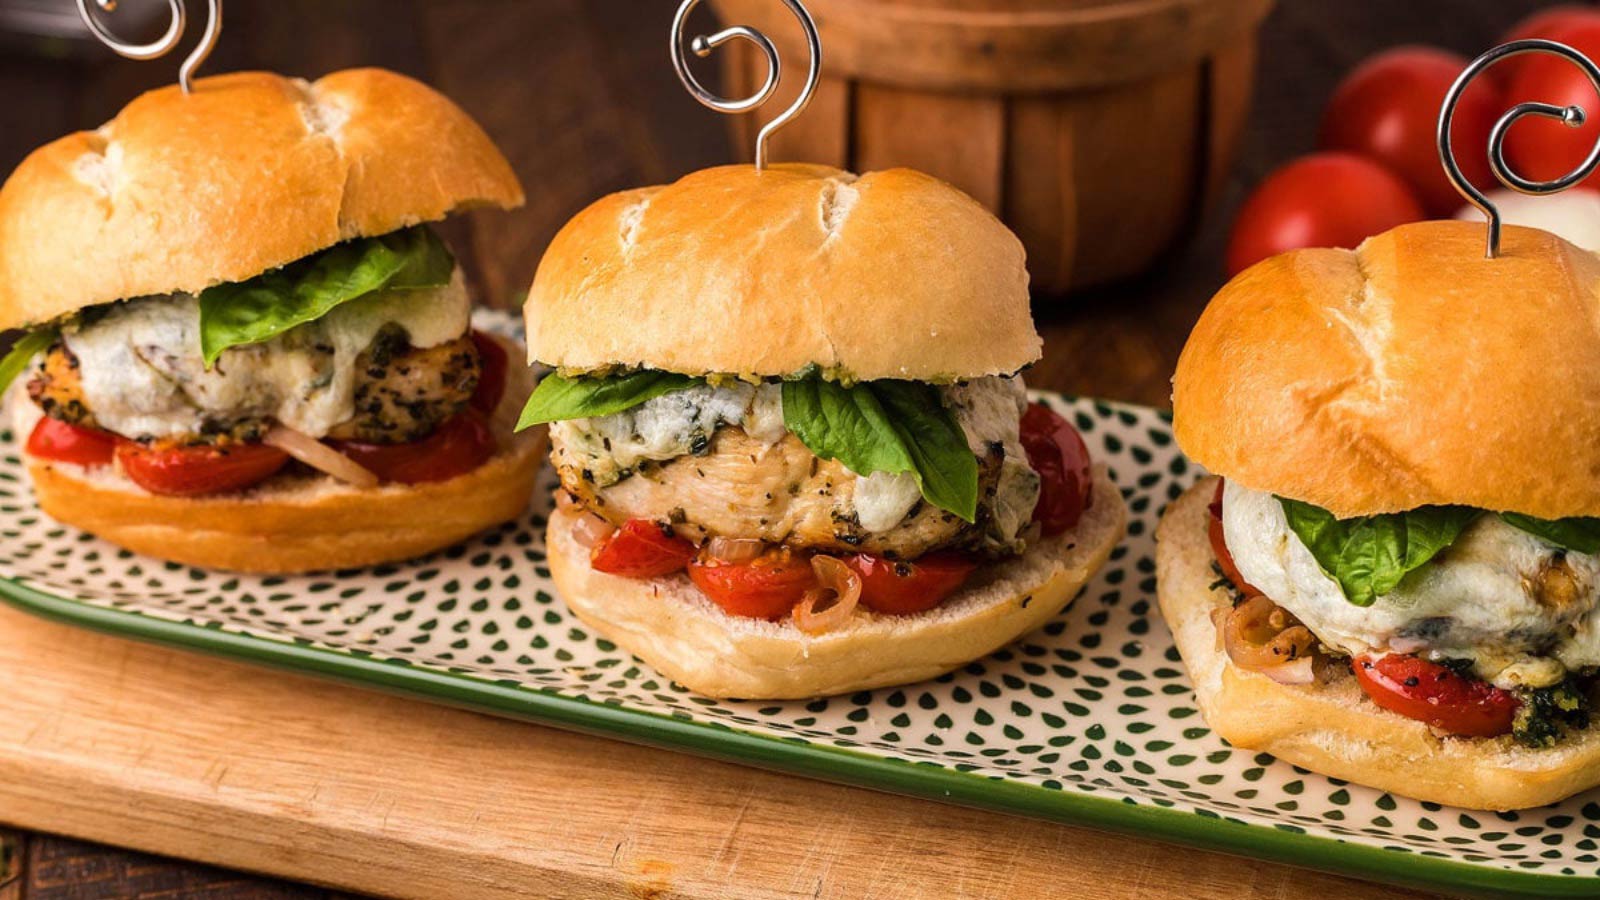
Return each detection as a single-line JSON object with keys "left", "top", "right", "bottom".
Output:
{"left": 516, "top": 370, "right": 702, "bottom": 430}
{"left": 0, "top": 329, "right": 57, "bottom": 397}
{"left": 781, "top": 377, "right": 916, "bottom": 487}
{"left": 198, "top": 226, "right": 454, "bottom": 366}
{"left": 869, "top": 381, "right": 979, "bottom": 522}
{"left": 384, "top": 226, "right": 457, "bottom": 290}
{"left": 1502, "top": 513, "right": 1600, "bottom": 555}
{"left": 1279, "top": 499, "right": 1480, "bottom": 607}
{"left": 782, "top": 378, "right": 978, "bottom": 522}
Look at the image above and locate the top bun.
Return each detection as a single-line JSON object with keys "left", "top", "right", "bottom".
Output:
{"left": 523, "top": 164, "right": 1039, "bottom": 381}
{"left": 0, "top": 68, "right": 524, "bottom": 331}
{"left": 1173, "top": 220, "right": 1600, "bottom": 520}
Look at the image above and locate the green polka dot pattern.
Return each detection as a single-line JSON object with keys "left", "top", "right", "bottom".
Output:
{"left": 0, "top": 319, "right": 1593, "bottom": 894}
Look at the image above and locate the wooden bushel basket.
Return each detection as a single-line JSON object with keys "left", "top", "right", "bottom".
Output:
{"left": 709, "top": 0, "right": 1274, "bottom": 295}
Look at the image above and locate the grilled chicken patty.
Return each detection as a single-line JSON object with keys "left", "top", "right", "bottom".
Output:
{"left": 551, "top": 376, "right": 1041, "bottom": 559}
{"left": 30, "top": 334, "right": 479, "bottom": 444}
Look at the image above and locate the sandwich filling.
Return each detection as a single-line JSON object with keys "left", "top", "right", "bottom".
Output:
{"left": 2, "top": 226, "right": 507, "bottom": 497}
{"left": 551, "top": 377, "right": 1042, "bottom": 557}
{"left": 522, "top": 370, "right": 1094, "bottom": 632}
{"left": 1209, "top": 478, "right": 1596, "bottom": 746}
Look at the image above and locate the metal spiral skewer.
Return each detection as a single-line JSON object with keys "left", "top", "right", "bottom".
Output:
{"left": 76, "top": 0, "right": 222, "bottom": 95}
{"left": 671, "top": 0, "right": 821, "bottom": 171}
{"left": 1439, "top": 38, "right": 1600, "bottom": 258}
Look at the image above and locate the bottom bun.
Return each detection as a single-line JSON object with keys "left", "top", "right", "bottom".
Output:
{"left": 13, "top": 335, "right": 546, "bottom": 574}
{"left": 1155, "top": 476, "right": 1600, "bottom": 811}
{"left": 547, "top": 465, "right": 1127, "bottom": 699}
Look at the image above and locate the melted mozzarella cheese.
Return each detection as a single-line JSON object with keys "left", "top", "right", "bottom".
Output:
{"left": 65, "top": 269, "right": 469, "bottom": 440}
{"left": 944, "top": 377, "right": 1039, "bottom": 549}
{"left": 854, "top": 470, "right": 923, "bottom": 532}
{"left": 1221, "top": 481, "right": 1600, "bottom": 688}
{"left": 551, "top": 382, "right": 786, "bottom": 487}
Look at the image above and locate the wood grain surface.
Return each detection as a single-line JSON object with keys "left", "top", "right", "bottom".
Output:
{"left": 714, "top": 0, "right": 1268, "bottom": 292}
{"left": 0, "top": 603, "right": 1443, "bottom": 900}
{"left": 0, "top": 0, "right": 1556, "bottom": 896}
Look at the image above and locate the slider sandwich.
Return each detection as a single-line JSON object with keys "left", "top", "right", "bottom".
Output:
{"left": 0, "top": 69, "right": 541, "bottom": 572}
{"left": 520, "top": 163, "right": 1127, "bottom": 699}
{"left": 1158, "top": 221, "right": 1600, "bottom": 810}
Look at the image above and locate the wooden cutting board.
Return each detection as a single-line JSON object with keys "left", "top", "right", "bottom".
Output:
{"left": 0, "top": 602, "right": 1438, "bottom": 899}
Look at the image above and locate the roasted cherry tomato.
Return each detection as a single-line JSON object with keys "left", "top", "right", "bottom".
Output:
{"left": 1497, "top": 7, "right": 1600, "bottom": 88}
{"left": 847, "top": 552, "right": 977, "bottom": 615}
{"left": 1019, "top": 402, "right": 1092, "bottom": 536}
{"left": 1318, "top": 47, "right": 1502, "bottom": 216}
{"left": 1503, "top": 18, "right": 1600, "bottom": 190}
{"left": 116, "top": 440, "right": 289, "bottom": 497}
{"left": 1352, "top": 654, "right": 1519, "bottom": 738}
{"left": 687, "top": 549, "right": 817, "bottom": 620}
{"left": 332, "top": 413, "right": 495, "bottom": 485}
{"left": 1226, "top": 153, "right": 1425, "bottom": 276}
{"left": 470, "top": 330, "right": 508, "bottom": 414}
{"left": 592, "top": 519, "right": 697, "bottom": 579}
{"left": 26, "top": 417, "right": 116, "bottom": 466}
{"left": 1207, "top": 480, "right": 1260, "bottom": 596}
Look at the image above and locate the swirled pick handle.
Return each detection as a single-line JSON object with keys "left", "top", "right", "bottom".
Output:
{"left": 77, "top": 0, "right": 221, "bottom": 95}
{"left": 1438, "top": 38, "right": 1600, "bottom": 258}
{"left": 671, "top": 0, "right": 821, "bottom": 171}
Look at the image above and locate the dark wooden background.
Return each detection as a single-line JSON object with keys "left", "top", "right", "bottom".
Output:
{"left": 0, "top": 0, "right": 1561, "bottom": 896}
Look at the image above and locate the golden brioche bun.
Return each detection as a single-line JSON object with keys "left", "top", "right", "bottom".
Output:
{"left": 523, "top": 164, "right": 1039, "bottom": 381}
{"left": 545, "top": 466, "right": 1125, "bottom": 699}
{"left": 1155, "top": 477, "right": 1600, "bottom": 811}
{"left": 0, "top": 68, "right": 524, "bottom": 331}
{"left": 10, "top": 335, "right": 545, "bottom": 574}
{"left": 1172, "top": 221, "right": 1600, "bottom": 519}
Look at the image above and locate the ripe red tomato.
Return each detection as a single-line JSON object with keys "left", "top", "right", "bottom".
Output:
{"left": 1225, "top": 153, "right": 1425, "bottom": 277}
{"left": 847, "top": 552, "right": 976, "bottom": 615}
{"left": 1318, "top": 47, "right": 1502, "bottom": 216}
{"left": 26, "top": 417, "right": 116, "bottom": 466}
{"left": 1352, "top": 654, "right": 1519, "bottom": 738}
{"left": 332, "top": 413, "right": 495, "bottom": 485}
{"left": 470, "top": 330, "right": 508, "bottom": 414}
{"left": 1206, "top": 480, "right": 1259, "bottom": 596}
{"left": 591, "top": 519, "right": 696, "bottom": 579}
{"left": 116, "top": 440, "right": 290, "bottom": 496}
{"left": 1019, "top": 402, "right": 1092, "bottom": 536}
{"left": 687, "top": 549, "right": 817, "bottom": 619}
{"left": 1502, "top": 19, "right": 1600, "bottom": 189}
{"left": 1497, "top": 7, "right": 1600, "bottom": 88}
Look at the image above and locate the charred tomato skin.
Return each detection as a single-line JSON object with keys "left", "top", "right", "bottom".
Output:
{"left": 331, "top": 412, "right": 496, "bottom": 485}
{"left": 1019, "top": 403, "right": 1092, "bottom": 536}
{"left": 846, "top": 552, "right": 977, "bottom": 615}
{"left": 116, "top": 440, "right": 291, "bottom": 496}
{"left": 591, "top": 519, "right": 697, "bottom": 579}
{"left": 687, "top": 549, "right": 817, "bottom": 620}
{"left": 1352, "top": 653, "right": 1520, "bottom": 738}
{"left": 26, "top": 417, "right": 116, "bottom": 466}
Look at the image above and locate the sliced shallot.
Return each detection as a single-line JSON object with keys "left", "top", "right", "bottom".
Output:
{"left": 570, "top": 511, "right": 617, "bottom": 549}
{"left": 1218, "top": 594, "right": 1320, "bottom": 685}
{"left": 706, "top": 536, "right": 766, "bottom": 563}
{"left": 1254, "top": 656, "right": 1317, "bottom": 685}
{"left": 263, "top": 425, "right": 379, "bottom": 488}
{"left": 555, "top": 490, "right": 618, "bottom": 549}
{"left": 793, "top": 555, "right": 862, "bottom": 635}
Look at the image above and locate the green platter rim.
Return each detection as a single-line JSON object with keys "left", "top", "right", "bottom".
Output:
{"left": 3, "top": 561, "right": 1597, "bottom": 899}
